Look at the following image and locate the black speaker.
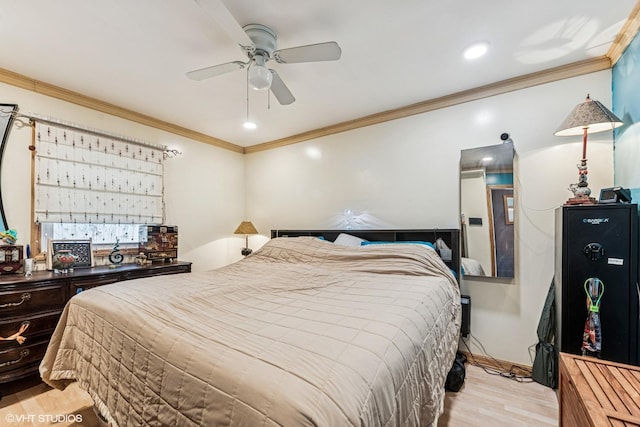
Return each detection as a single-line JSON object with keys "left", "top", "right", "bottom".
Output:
{"left": 460, "top": 294, "right": 471, "bottom": 337}
{"left": 555, "top": 204, "right": 639, "bottom": 365}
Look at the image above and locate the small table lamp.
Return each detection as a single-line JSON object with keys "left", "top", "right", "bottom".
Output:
{"left": 554, "top": 94, "right": 623, "bottom": 205}
{"left": 234, "top": 221, "right": 258, "bottom": 256}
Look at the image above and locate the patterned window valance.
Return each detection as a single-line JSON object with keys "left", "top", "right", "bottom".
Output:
{"left": 34, "top": 122, "right": 164, "bottom": 225}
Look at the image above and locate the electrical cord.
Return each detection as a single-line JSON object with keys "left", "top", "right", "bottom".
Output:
{"left": 461, "top": 334, "right": 534, "bottom": 383}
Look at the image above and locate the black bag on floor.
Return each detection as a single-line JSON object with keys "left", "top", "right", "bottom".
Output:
{"left": 445, "top": 351, "right": 467, "bottom": 392}
{"left": 531, "top": 278, "right": 558, "bottom": 388}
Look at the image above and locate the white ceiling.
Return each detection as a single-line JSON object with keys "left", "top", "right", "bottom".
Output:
{"left": 0, "top": 1, "right": 636, "bottom": 147}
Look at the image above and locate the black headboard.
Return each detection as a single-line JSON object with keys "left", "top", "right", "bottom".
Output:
{"left": 271, "top": 229, "right": 460, "bottom": 283}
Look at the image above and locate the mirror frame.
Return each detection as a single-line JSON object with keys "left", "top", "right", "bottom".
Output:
{"left": 460, "top": 142, "right": 515, "bottom": 279}
{"left": 0, "top": 104, "right": 18, "bottom": 231}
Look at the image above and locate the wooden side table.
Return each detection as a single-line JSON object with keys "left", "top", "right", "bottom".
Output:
{"left": 559, "top": 352, "right": 640, "bottom": 426}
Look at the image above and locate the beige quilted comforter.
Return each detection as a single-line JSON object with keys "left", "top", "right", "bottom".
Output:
{"left": 40, "top": 237, "right": 461, "bottom": 427}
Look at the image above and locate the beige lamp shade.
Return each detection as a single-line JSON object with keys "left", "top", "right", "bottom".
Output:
{"left": 234, "top": 221, "right": 258, "bottom": 235}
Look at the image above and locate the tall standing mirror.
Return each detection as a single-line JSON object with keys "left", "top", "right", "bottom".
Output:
{"left": 460, "top": 141, "right": 515, "bottom": 279}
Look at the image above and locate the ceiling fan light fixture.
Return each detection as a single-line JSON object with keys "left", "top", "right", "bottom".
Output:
{"left": 248, "top": 56, "right": 273, "bottom": 90}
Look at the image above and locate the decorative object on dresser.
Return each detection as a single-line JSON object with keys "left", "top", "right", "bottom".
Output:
{"left": 138, "top": 225, "right": 178, "bottom": 262}
{"left": 23, "top": 258, "right": 35, "bottom": 277}
{"left": 50, "top": 250, "right": 77, "bottom": 274}
{"left": 559, "top": 352, "right": 640, "bottom": 426}
{"left": 0, "top": 229, "right": 18, "bottom": 245}
{"left": 108, "top": 238, "right": 124, "bottom": 266}
{"left": 46, "top": 239, "right": 93, "bottom": 271}
{"left": 234, "top": 220, "right": 258, "bottom": 256}
{"left": 134, "top": 252, "right": 149, "bottom": 266}
{"left": 0, "top": 260, "right": 192, "bottom": 398}
{"left": 0, "top": 245, "right": 23, "bottom": 274}
{"left": 554, "top": 94, "right": 624, "bottom": 205}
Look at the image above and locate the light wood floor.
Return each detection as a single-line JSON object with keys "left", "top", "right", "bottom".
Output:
{"left": 0, "top": 364, "right": 557, "bottom": 426}
{"left": 438, "top": 364, "right": 558, "bottom": 426}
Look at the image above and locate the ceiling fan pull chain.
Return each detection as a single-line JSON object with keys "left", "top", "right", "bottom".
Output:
{"left": 246, "top": 72, "right": 250, "bottom": 119}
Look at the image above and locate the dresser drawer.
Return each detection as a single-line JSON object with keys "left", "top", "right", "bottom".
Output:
{"left": 70, "top": 274, "right": 120, "bottom": 295}
{"left": 123, "top": 263, "right": 192, "bottom": 280}
{"left": 0, "top": 339, "right": 49, "bottom": 376}
{"left": 0, "top": 311, "right": 62, "bottom": 350}
{"left": 0, "top": 283, "right": 66, "bottom": 316}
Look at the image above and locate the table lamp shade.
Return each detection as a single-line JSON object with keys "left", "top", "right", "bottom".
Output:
{"left": 554, "top": 96, "right": 623, "bottom": 136}
{"left": 234, "top": 221, "right": 258, "bottom": 235}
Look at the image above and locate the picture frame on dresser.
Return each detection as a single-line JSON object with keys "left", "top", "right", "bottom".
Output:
{"left": 46, "top": 239, "right": 93, "bottom": 270}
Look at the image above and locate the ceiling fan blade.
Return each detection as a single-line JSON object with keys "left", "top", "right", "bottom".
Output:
{"left": 186, "top": 61, "right": 246, "bottom": 81}
{"left": 194, "top": 0, "right": 254, "bottom": 48}
{"left": 274, "top": 42, "right": 342, "bottom": 64}
{"left": 270, "top": 70, "right": 295, "bottom": 105}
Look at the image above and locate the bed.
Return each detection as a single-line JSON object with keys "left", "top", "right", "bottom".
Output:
{"left": 40, "top": 229, "right": 461, "bottom": 426}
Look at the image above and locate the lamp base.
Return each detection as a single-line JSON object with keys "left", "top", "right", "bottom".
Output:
{"left": 241, "top": 247, "right": 253, "bottom": 256}
{"left": 565, "top": 195, "right": 597, "bottom": 205}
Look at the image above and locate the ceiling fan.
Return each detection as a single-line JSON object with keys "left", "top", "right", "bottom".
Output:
{"left": 187, "top": 0, "right": 342, "bottom": 105}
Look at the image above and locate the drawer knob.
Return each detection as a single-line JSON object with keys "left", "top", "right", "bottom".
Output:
{"left": 0, "top": 349, "right": 29, "bottom": 368}
{"left": 0, "top": 292, "right": 31, "bottom": 309}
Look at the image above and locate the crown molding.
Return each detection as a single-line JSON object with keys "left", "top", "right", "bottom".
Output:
{"left": 0, "top": 67, "right": 244, "bottom": 154}
{"left": 608, "top": 0, "right": 640, "bottom": 65}
{"left": 244, "top": 56, "right": 611, "bottom": 154}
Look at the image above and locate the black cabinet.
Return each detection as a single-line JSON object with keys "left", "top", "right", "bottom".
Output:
{"left": 555, "top": 204, "right": 639, "bottom": 365}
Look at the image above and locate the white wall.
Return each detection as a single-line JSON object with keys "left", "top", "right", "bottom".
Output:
{"left": 245, "top": 71, "right": 615, "bottom": 365}
{"left": 0, "top": 82, "right": 246, "bottom": 272}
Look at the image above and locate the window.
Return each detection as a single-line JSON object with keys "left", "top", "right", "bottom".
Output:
{"left": 32, "top": 120, "right": 166, "bottom": 260}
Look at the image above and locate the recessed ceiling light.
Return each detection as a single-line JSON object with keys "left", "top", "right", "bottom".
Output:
{"left": 464, "top": 42, "right": 489, "bottom": 60}
{"left": 243, "top": 121, "right": 256, "bottom": 130}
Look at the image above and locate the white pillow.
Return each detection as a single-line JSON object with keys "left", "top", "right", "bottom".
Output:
{"left": 333, "top": 233, "right": 367, "bottom": 247}
{"left": 435, "top": 237, "right": 452, "bottom": 261}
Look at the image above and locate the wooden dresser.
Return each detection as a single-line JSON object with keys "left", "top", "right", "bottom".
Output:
{"left": 0, "top": 261, "right": 191, "bottom": 390}
{"left": 559, "top": 352, "right": 640, "bottom": 426}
